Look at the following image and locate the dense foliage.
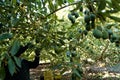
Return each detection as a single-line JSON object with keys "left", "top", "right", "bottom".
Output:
{"left": 0, "top": 0, "right": 120, "bottom": 79}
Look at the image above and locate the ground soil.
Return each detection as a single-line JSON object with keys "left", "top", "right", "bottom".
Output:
{"left": 30, "top": 64, "right": 120, "bottom": 80}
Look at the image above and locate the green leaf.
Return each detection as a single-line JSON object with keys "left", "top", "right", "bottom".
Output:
{"left": 48, "top": 0, "right": 54, "bottom": 12}
{"left": 10, "top": 40, "right": 20, "bottom": 56}
{"left": 12, "top": 0, "right": 16, "bottom": 5}
{"left": 68, "top": 0, "right": 74, "bottom": 3}
{"left": 0, "top": 33, "right": 13, "bottom": 41}
{"left": 111, "top": 0, "right": 120, "bottom": 10}
{"left": 106, "top": 0, "right": 112, "bottom": 3}
{"left": 98, "top": 0, "right": 106, "bottom": 11}
{"left": 73, "top": 69, "right": 81, "bottom": 78}
{"left": 36, "top": 0, "right": 40, "bottom": 2}
{"left": 14, "top": 56, "right": 21, "bottom": 68}
{"left": 116, "top": 0, "right": 120, "bottom": 3}
{"left": 57, "top": 0, "right": 63, "bottom": 6}
{"left": 108, "top": 16, "right": 120, "bottom": 22}
{"left": 0, "top": 67, "right": 5, "bottom": 80}
{"left": 8, "top": 58, "right": 16, "bottom": 76}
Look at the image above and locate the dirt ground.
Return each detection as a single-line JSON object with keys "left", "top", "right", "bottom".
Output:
{"left": 30, "top": 64, "right": 45, "bottom": 80}
{"left": 30, "top": 64, "right": 120, "bottom": 80}
{"left": 30, "top": 64, "right": 71, "bottom": 80}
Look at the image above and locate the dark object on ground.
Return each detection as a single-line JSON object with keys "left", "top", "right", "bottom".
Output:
{"left": 4, "top": 43, "right": 41, "bottom": 80}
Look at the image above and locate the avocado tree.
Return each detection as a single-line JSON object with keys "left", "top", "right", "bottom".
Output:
{"left": 0, "top": 0, "right": 120, "bottom": 80}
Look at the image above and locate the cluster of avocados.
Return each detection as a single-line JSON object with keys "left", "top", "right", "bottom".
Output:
{"left": 92, "top": 26, "right": 107, "bottom": 39}
{"left": 68, "top": 11, "right": 79, "bottom": 24}
{"left": 109, "top": 32, "right": 120, "bottom": 47}
{"left": 93, "top": 25, "right": 120, "bottom": 47}
{"left": 67, "top": 6, "right": 120, "bottom": 47}
{"left": 67, "top": 9, "right": 96, "bottom": 36}
{"left": 83, "top": 9, "right": 119, "bottom": 47}
{"left": 79, "top": 9, "right": 96, "bottom": 36}
{"left": 84, "top": 10, "right": 96, "bottom": 31}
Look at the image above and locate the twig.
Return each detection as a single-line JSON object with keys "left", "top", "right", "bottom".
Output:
{"left": 99, "top": 40, "right": 109, "bottom": 61}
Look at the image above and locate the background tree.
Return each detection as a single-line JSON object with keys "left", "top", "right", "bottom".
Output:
{"left": 0, "top": 0, "right": 120, "bottom": 80}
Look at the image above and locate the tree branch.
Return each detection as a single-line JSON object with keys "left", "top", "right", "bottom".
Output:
{"left": 44, "top": 1, "right": 82, "bottom": 19}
